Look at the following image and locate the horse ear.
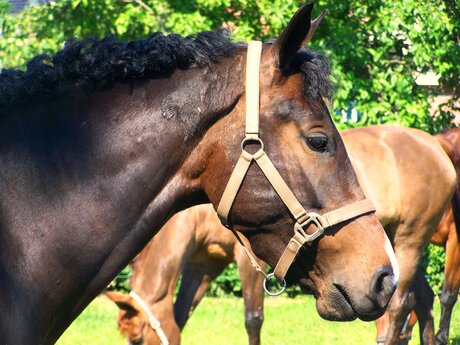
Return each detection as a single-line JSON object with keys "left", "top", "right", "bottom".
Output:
{"left": 273, "top": 3, "right": 327, "bottom": 70}
{"left": 104, "top": 291, "right": 140, "bottom": 313}
{"left": 304, "top": 9, "right": 328, "bottom": 47}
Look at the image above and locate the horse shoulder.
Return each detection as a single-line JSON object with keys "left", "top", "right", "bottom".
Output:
{"left": 380, "top": 126, "right": 456, "bottom": 228}
{"left": 341, "top": 127, "right": 401, "bottom": 227}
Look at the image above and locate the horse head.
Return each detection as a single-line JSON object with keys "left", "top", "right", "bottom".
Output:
{"left": 105, "top": 291, "right": 178, "bottom": 345}
{"left": 181, "top": 3, "right": 399, "bottom": 321}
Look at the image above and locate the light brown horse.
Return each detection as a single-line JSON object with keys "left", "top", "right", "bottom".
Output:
{"left": 341, "top": 125, "right": 457, "bottom": 345}
{"left": 432, "top": 128, "right": 460, "bottom": 345}
{"left": 106, "top": 204, "right": 264, "bottom": 345}
{"left": 375, "top": 128, "right": 460, "bottom": 345}
{"left": 109, "top": 124, "right": 455, "bottom": 345}
{"left": 431, "top": 210, "right": 460, "bottom": 345}
{"left": 0, "top": 4, "right": 398, "bottom": 342}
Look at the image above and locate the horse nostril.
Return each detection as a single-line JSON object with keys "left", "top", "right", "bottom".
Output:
{"left": 371, "top": 265, "right": 397, "bottom": 309}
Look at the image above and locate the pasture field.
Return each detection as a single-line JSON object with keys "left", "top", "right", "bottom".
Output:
{"left": 57, "top": 295, "right": 459, "bottom": 345}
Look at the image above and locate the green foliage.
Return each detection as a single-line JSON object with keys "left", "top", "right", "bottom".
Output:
{"left": 422, "top": 244, "right": 446, "bottom": 295}
{"left": 206, "top": 264, "right": 303, "bottom": 297}
{"left": 1, "top": 0, "right": 458, "bottom": 129}
{"left": 107, "top": 266, "right": 132, "bottom": 293}
{"left": 316, "top": 0, "right": 459, "bottom": 133}
{"left": 208, "top": 263, "right": 242, "bottom": 297}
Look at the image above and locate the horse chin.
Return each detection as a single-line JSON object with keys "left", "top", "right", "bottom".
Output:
{"left": 297, "top": 277, "right": 365, "bottom": 322}
{"left": 314, "top": 288, "right": 357, "bottom": 322}
{"left": 128, "top": 338, "right": 144, "bottom": 345}
{"left": 315, "top": 284, "right": 386, "bottom": 322}
{"left": 298, "top": 277, "right": 354, "bottom": 321}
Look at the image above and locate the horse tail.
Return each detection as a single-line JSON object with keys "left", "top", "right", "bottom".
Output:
{"left": 436, "top": 134, "right": 460, "bottom": 239}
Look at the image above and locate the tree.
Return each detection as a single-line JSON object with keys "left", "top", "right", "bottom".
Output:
{"left": 1, "top": 0, "right": 458, "bottom": 133}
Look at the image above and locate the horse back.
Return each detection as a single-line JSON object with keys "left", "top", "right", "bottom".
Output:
{"left": 342, "top": 125, "right": 457, "bottom": 234}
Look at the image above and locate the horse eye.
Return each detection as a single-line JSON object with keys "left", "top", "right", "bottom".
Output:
{"left": 306, "top": 135, "right": 328, "bottom": 152}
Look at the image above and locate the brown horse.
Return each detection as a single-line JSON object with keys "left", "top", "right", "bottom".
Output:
{"left": 431, "top": 212, "right": 460, "bottom": 344}
{"left": 433, "top": 128, "right": 460, "bottom": 345}
{"left": 341, "top": 125, "right": 457, "bottom": 345}
{"left": 110, "top": 124, "right": 455, "bottom": 345}
{"left": 106, "top": 204, "right": 264, "bottom": 345}
{"left": 0, "top": 4, "right": 397, "bottom": 344}
{"left": 375, "top": 128, "right": 460, "bottom": 345}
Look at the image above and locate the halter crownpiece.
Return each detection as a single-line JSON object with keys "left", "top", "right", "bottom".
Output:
{"left": 217, "top": 41, "right": 376, "bottom": 295}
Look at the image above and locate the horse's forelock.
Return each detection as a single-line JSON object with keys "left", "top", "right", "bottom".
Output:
{"left": 295, "top": 49, "right": 334, "bottom": 107}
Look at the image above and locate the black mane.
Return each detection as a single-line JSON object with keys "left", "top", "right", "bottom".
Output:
{"left": 0, "top": 30, "right": 237, "bottom": 107}
{"left": 0, "top": 29, "right": 333, "bottom": 108}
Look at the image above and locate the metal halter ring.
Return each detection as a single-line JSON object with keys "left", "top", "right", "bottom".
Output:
{"left": 263, "top": 272, "right": 287, "bottom": 296}
{"left": 241, "top": 137, "right": 264, "bottom": 152}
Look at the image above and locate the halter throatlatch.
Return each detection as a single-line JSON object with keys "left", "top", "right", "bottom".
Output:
{"left": 217, "top": 41, "right": 376, "bottom": 295}
{"left": 129, "top": 291, "right": 169, "bottom": 345}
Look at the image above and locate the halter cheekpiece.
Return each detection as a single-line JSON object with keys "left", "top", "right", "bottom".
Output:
{"left": 217, "top": 41, "right": 376, "bottom": 295}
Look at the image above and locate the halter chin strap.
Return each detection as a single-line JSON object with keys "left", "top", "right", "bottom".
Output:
{"left": 129, "top": 291, "right": 169, "bottom": 345}
{"left": 216, "top": 41, "right": 376, "bottom": 290}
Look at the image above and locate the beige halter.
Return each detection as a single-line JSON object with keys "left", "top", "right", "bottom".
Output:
{"left": 217, "top": 41, "right": 376, "bottom": 295}
{"left": 129, "top": 291, "right": 169, "bottom": 345}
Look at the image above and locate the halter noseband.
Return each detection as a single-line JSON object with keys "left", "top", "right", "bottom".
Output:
{"left": 129, "top": 291, "right": 169, "bottom": 345}
{"left": 216, "top": 41, "right": 376, "bottom": 295}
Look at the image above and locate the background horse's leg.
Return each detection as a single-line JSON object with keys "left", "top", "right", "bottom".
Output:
{"left": 436, "top": 228, "right": 460, "bottom": 345}
{"left": 378, "top": 293, "right": 417, "bottom": 345}
{"left": 384, "top": 288, "right": 414, "bottom": 345}
{"left": 236, "top": 248, "right": 266, "bottom": 345}
{"left": 384, "top": 225, "right": 436, "bottom": 345}
{"left": 174, "top": 260, "right": 228, "bottom": 330}
{"left": 376, "top": 313, "right": 391, "bottom": 345}
{"left": 412, "top": 266, "right": 435, "bottom": 345}
{"left": 402, "top": 310, "right": 418, "bottom": 345}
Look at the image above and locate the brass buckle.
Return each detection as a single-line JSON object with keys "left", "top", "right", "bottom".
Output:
{"left": 294, "top": 212, "right": 325, "bottom": 243}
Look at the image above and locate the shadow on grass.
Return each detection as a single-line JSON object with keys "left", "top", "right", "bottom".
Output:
{"left": 451, "top": 337, "right": 460, "bottom": 345}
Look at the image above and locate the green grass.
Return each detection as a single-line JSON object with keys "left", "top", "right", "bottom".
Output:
{"left": 57, "top": 295, "right": 460, "bottom": 345}
{"left": 56, "top": 297, "right": 125, "bottom": 344}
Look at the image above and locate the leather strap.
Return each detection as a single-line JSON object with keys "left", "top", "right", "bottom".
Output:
{"left": 273, "top": 199, "right": 375, "bottom": 281}
{"left": 317, "top": 199, "right": 375, "bottom": 228}
{"left": 245, "top": 40, "right": 262, "bottom": 137}
{"left": 129, "top": 291, "right": 169, "bottom": 345}
{"left": 217, "top": 41, "right": 376, "bottom": 289}
{"left": 217, "top": 151, "right": 253, "bottom": 224}
{"left": 228, "top": 227, "right": 268, "bottom": 279}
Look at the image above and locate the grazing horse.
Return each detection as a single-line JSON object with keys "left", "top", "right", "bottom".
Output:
{"left": 0, "top": 3, "right": 398, "bottom": 344}
{"left": 375, "top": 128, "right": 460, "bottom": 345}
{"left": 340, "top": 125, "right": 457, "bottom": 345}
{"left": 106, "top": 204, "right": 265, "bottom": 345}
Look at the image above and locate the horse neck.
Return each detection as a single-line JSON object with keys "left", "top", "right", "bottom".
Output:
{"left": 0, "top": 54, "right": 244, "bottom": 344}
{"left": 67, "top": 60, "right": 243, "bottom": 330}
